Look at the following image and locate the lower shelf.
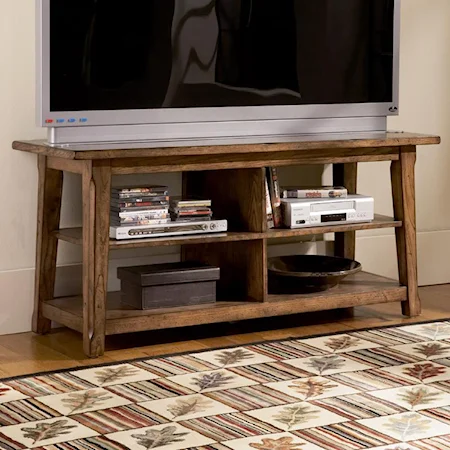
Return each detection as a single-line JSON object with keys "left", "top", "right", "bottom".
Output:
{"left": 43, "top": 272, "right": 406, "bottom": 336}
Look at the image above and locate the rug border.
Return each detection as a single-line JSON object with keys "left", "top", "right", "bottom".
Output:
{"left": 2, "top": 317, "right": 449, "bottom": 383}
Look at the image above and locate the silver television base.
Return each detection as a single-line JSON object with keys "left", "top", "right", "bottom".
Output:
{"left": 47, "top": 116, "right": 387, "bottom": 147}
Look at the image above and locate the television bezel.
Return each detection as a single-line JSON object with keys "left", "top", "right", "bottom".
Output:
{"left": 36, "top": 0, "right": 400, "bottom": 129}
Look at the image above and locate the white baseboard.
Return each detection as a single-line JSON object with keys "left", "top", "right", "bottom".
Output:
{"left": 0, "top": 230, "right": 449, "bottom": 335}
{"left": 355, "top": 230, "right": 450, "bottom": 286}
{"left": 0, "top": 251, "right": 180, "bottom": 335}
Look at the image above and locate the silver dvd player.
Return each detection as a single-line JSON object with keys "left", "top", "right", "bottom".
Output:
{"left": 281, "top": 195, "right": 374, "bottom": 228}
{"left": 110, "top": 219, "right": 228, "bottom": 240}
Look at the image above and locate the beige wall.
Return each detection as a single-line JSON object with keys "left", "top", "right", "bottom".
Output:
{"left": 355, "top": 0, "right": 450, "bottom": 284}
{"left": 0, "top": 1, "right": 449, "bottom": 334}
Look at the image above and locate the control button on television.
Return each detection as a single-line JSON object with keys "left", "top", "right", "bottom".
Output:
{"left": 45, "top": 119, "right": 54, "bottom": 124}
{"left": 56, "top": 119, "right": 65, "bottom": 123}
{"left": 79, "top": 118, "right": 88, "bottom": 123}
{"left": 68, "top": 118, "right": 76, "bottom": 123}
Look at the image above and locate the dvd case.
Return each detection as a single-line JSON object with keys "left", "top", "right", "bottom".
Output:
{"left": 112, "top": 186, "right": 169, "bottom": 197}
{"left": 265, "top": 177, "right": 274, "bottom": 228}
{"left": 111, "top": 218, "right": 171, "bottom": 226}
{"left": 111, "top": 195, "right": 169, "bottom": 203}
{"left": 175, "top": 210, "right": 212, "bottom": 216}
{"left": 281, "top": 186, "right": 348, "bottom": 199}
{"left": 111, "top": 205, "right": 170, "bottom": 213}
{"left": 111, "top": 199, "right": 170, "bottom": 208}
{"left": 171, "top": 217, "right": 213, "bottom": 223}
{"left": 266, "top": 167, "right": 282, "bottom": 228}
{"left": 170, "top": 198, "right": 212, "bottom": 208}
{"left": 171, "top": 207, "right": 211, "bottom": 214}
{"left": 117, "top": 209, "right": 168, "bottom": 218}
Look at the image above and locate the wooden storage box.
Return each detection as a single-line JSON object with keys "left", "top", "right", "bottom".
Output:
{"left": 117, "top": 262, "right": 220, "bottom": 310}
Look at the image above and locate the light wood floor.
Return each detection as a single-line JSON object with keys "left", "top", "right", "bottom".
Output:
{"left": 1, "top": 284, "right": 450, "bottom": 379}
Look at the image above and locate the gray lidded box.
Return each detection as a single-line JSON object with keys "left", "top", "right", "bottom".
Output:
{"left": 117, "top": 262, "right": 220, "bottom": 310}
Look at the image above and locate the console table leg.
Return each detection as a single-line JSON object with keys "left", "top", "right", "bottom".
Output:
{"left": 82, "top": 161, "right": 111, "bottom": 357}
{"left": 391, "top": 148, "right": 420, "bottom": 317}
{"left": 33, "top": 156, "right": 63, "bottom": 334}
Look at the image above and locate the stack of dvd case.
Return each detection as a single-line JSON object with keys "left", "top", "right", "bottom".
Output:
{"left": 169, "top": 198, "right": 213, "bottom": 222}
{"left": 111, "top": 186, "right": 170, "bottom": 227}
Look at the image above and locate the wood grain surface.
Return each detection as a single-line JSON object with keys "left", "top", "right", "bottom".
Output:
{"left": 182, "top": 240, "right": 266, "bottom": 302}
{"left": 33, "top": 156, "right": 63, "bottom": 334}
{"left": 81, "top": 160, "right": 112, "bottom": 357}
{"left": 333, "top": 163, "right": 358, "bottom": 260}
{"left": 12, "top": 132, "right": 440, "bottom": 160}
{"left": 54, "top": 215, "right": 402, "bottom": 248}
{"left": 108, "top": 148, "right": 401, "bottom": 174}
{"left": 81, "top": 161, "right": 95, "bottom": 356}
{"left": 391, "top": 147, "right": 420, "bottom": 317}
{"left": 91, "top": 161, "right": 112, "bottom": 357}
{"left": 183, "top": 169, "right": 266, "bottom": 233}
{"left": 41, "top": 272, "right": 406, "bottom": 335}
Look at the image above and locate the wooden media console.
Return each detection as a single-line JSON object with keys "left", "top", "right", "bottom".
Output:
{"left": 13, "top": 132, "right": 440, "bottom": 357}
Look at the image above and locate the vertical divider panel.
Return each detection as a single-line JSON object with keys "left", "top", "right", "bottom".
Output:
{"left": 333, "top": 163, "right": 358, "bottom": 259}
{"left": 183, "top": 239, "right": 267, "bottom": 302}
{"left": 183, "top": 168, "right": 266, "bottom": 232}
{"left": 182, "top": 167, "right": 268, "bottom": 302}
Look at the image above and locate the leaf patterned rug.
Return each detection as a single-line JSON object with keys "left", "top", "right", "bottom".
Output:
{"left": 3, "top": 322, "right": 450, "bottom": 449}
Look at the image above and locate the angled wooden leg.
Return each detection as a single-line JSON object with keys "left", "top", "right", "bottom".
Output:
{"left": 33, "top": 155, "right": 63, "bottom": 334}
{"left": 82, "top": 160, "right": 111, "bottom": 357}
{"left": 391, "top": 147, "right": 420, "bottom": 317}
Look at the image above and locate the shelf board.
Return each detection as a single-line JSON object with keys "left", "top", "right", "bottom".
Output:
{"left": 54, "top": 228, "right": 263, "bottom": 248}
{"left": 54, "top": 215, "right": 401, "bottom": 249}
{"left": 42, "top": 271, "right": 406, "bottom": 336}
{"left": 265, "top": 214, "right": 401, "bottom": 239}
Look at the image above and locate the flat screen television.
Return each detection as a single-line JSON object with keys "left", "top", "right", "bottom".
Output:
{"left": 37, "top": 0, "right": 400, "bottom": 145}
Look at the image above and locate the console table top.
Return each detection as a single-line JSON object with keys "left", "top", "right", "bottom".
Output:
{"left": 13, "top": 131, "right": 440, "bottom": 161}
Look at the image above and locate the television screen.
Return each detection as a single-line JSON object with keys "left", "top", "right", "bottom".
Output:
{"left": 49, "top": 0, "right": 395, "bottom": 113}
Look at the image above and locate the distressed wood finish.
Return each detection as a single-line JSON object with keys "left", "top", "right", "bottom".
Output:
{"left": 110, "top": 148, "right": 400, "bottom": 174}
{"left": 183, "top": 240, "right": 267, "bottom": 302}
{"left": 54, "top": 228, "right": 263, "bottom": 247}
{"left": 81, "top": 161, "right": 95, "bottom": 356}
{"left": 18, "top": 132, "right": 439, "bottom": 357}
{"left": 33, "top": 156, "right": 63, "bottom": 334}
{"left": 391, "top": 147, "right": 420, "bottom": 317}
{"left": 265, "top": 215, "right": 402, "bottom": 239}
{"left": 47, "top": 157, "right": 85, "bottom": 174}
{"left": 183, "top": 168, "right": 266, "bottom": 232}
{"left": 81, "top": 161, "right": 112, "bottom": 357}
{"left": 333, "top": 162, "right": 359, "bottom": 260}
{"left": 54, "top": 214, "right": 402, "bottom": 248}
{"left": 92, "top": 162, "right": 112, "bottom": 357}
{"left": 41, "top": 272, "right": 406, "bottom": 335}
{"left": 12, "top": 132, "right": 440, "bottom": 160}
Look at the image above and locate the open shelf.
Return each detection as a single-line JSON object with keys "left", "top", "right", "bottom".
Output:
{"left": 42, "top": 271, "right": 406, "bottom": 336}
{"left": 54, "top": 215, "right": 401, "bottom": 249}
{"left": 54, "top": 228, "right": 264, "bottom": 248}
{"left": 265, "top": 214, "right": 402, "bottom": 239}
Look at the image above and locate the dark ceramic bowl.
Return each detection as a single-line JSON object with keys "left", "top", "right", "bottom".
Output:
{"left": 268, "top": 255, "right": 362, "bottom": 294}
